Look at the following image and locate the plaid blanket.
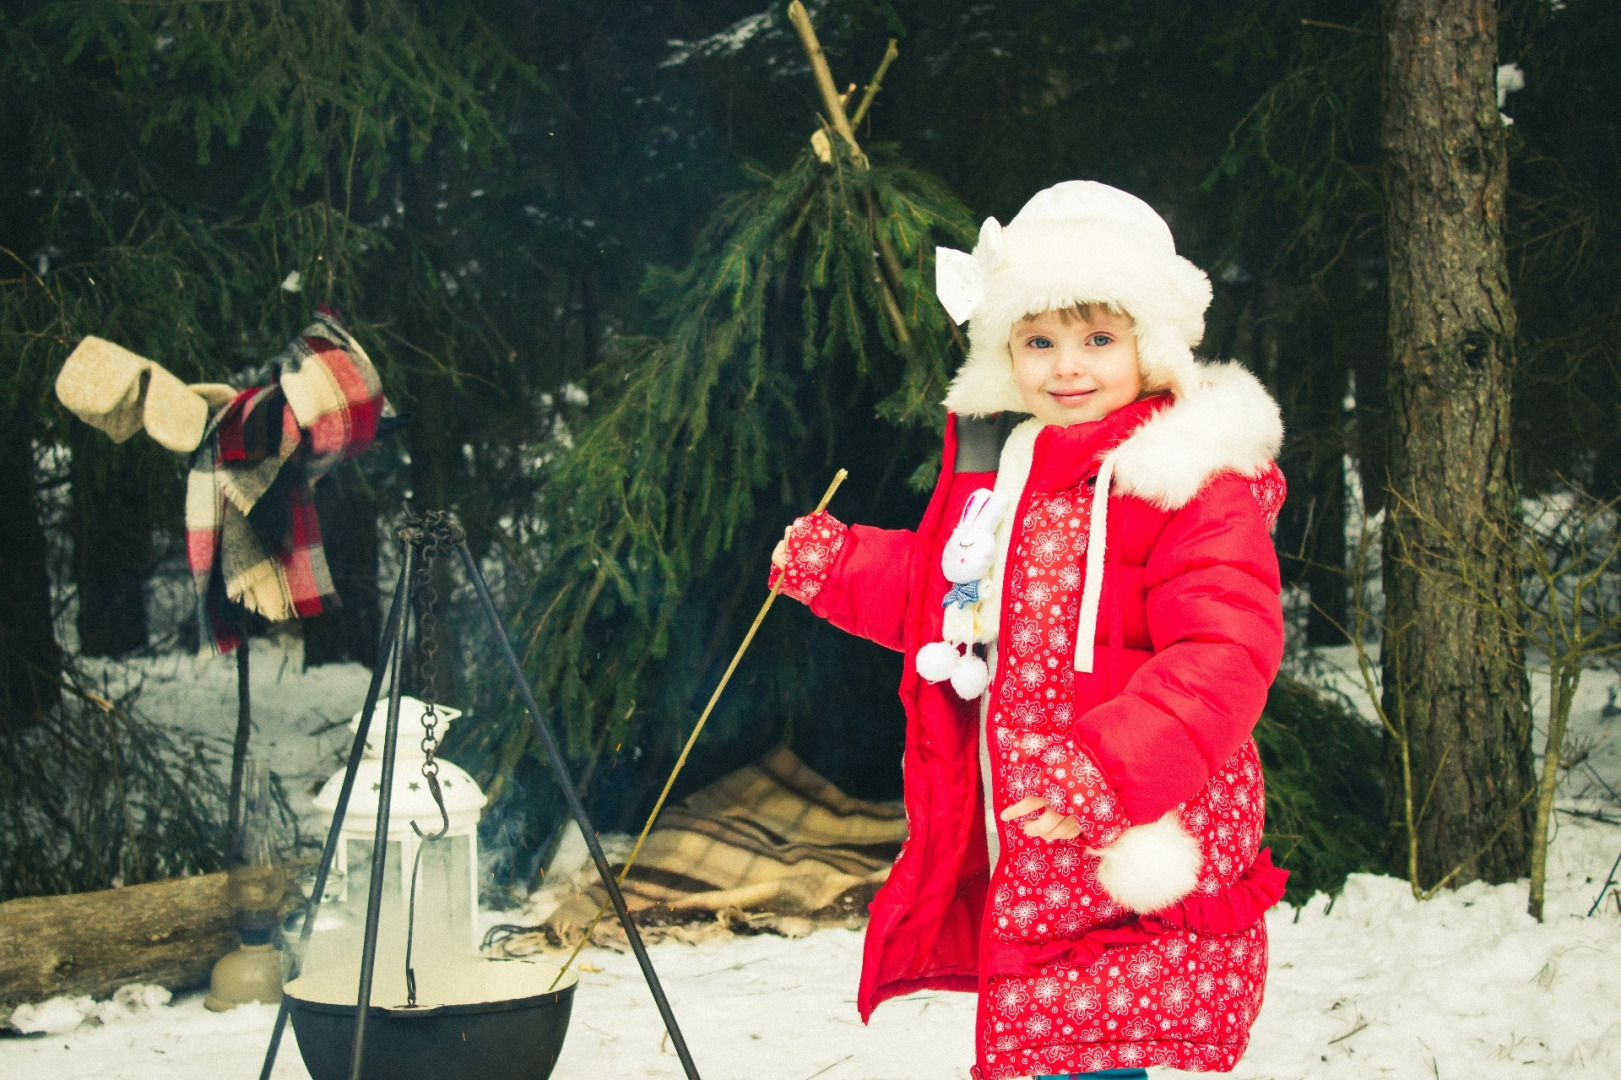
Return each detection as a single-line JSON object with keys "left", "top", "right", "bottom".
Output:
{"left": 186, "top": 307, "right": 384, "bottom": 653}
{"left": 533, "top": 747, "right": 906, "bottom": 947}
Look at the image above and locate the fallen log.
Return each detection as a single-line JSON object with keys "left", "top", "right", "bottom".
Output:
{"left": 0, "top": 873, "right": 235, "bottom": 1024}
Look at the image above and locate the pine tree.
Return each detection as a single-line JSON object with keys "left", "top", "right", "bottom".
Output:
{"left": 0, "top": 0, "right": 515, "bottom": 717}
{"left": 450, "top": 44, "right": 977, "bottom": 876}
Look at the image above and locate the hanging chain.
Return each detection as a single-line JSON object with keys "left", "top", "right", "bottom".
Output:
{"left": 397, "top": 508, "right": 465, "bottom": 1007}
{"left": 415, "top": 531, "right": 444, "bottom": 780}
{"left": 402, "top": 509, "right": 464, "bottom": 784}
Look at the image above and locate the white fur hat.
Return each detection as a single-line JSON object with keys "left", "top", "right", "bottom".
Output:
{"left": 937, "top": 181, "right": 1212, "bottom": 417}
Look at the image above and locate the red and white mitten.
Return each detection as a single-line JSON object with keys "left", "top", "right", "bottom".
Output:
{"left": 769, "top": 511, "right": 849, "bottom": 605}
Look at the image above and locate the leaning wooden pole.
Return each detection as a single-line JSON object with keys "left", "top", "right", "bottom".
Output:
{"left": 228, "top": 640, "right": 252, "bottom": 849}
{"left": 849, "top": 39, "right": 898, "bottom": 130}
{"left": 787, "top": 2, "right": 865, "bottom": 164}
{"left": 785, "top": 6, "right": 919, "bottom": 351}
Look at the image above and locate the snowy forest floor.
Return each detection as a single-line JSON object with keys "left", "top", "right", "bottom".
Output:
{"left": 3, "top": 643, "right": 1620, "bottom": 1079}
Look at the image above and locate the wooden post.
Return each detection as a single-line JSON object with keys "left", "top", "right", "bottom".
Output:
{"left": 229, "top": 639, "right": 252, "bottom": 848}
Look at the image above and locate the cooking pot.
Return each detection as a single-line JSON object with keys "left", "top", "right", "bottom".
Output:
{"left": 285, "top": 957, "right": 577, "bottom": 1080}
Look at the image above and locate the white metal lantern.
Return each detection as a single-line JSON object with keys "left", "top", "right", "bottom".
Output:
{"left": 307, "top": 696, "right": 488, "bottom": 972}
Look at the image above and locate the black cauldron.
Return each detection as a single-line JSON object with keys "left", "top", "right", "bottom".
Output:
{"left": 285, "top": 958, "right": 577, "bottom": 1080}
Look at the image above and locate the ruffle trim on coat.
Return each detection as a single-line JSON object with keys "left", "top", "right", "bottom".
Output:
{"left": 982, "top": 846, "right": 1289, "bottom": 978}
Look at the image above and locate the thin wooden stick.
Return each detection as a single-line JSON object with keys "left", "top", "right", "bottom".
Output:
{"left": 788, "top": 10, "right": 918, "bottom": 351}
{"left": 549, "top": 469, "right": 849, "bottom": 985}
{"left": 849, "top": 39, "right": 898, "bottom": 130}
{"left": 787, "top": 2, "right": 866, "bottom": 165}
{"left": 863, "top": 188, "right": 913, "bottom": 346}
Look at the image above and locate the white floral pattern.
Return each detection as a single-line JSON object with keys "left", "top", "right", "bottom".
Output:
{"left": 1249, "top": 463, "right": 1288, "bottom": 530}
{"left": 980, "top": 488, "right": 1273, "bottom": 1080}
{"left": 772, "top": 512, "right": 848, "bottom": 603}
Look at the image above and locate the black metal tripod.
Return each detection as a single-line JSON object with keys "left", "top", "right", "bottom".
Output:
{"left": 257, "top": 511, "right": 702, "bottom": 1080}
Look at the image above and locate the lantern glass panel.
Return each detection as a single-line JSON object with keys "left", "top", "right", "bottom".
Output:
{"left": 294, "top": 833, "right": 476, "bottom": 989}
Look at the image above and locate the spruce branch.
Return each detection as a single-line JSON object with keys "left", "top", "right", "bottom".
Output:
{"left": 478, "top": 152, "right": 972, "bottom": 838}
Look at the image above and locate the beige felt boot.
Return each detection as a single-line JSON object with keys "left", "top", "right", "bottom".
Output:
{"left": 56, "top": 336, "right": 216, "bottom": 452}
{"left": 54, "top": 336, "right": 150, "bottom": 442}
{"left": 139, "top": 362, "right": 211, "bottom": 452}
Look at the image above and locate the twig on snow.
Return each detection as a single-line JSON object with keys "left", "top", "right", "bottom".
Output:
{"left": 1328, "top": 1017, "right": 1368, "bottom": 1044}
{"left": 802, "top": 1054, "right": 855, "bottom": 1080}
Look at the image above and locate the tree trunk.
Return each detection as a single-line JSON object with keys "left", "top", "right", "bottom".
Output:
{"left": 391, "top": 152, "right": 465, "bottom": 702}
{"left": 1305, "top": 465, "right": 1350, "bottom": 644}
{"left": 1305, "top": 326, "right": 1349, "bottom": 647}
{"left": 1350, "top": 315, "right": 1389, "bottom": 521}
{"left": 1378, "top": 0, "right": 1533, "bottom": 887}
{"left": 0, "top": 415, "right": 60, "bottom": 731}
{"left": 1275, "top": 309, "right": 1350, "bottom": 645}
{"left": 69, "top": 430, "right": 154, "bottom": 658}
{"left": 302, "top": 462, "right": 381, "bottom": 669}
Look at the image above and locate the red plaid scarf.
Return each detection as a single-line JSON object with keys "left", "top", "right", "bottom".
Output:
{"left": 186, "top": 307, "right": 385, "bottom": 653}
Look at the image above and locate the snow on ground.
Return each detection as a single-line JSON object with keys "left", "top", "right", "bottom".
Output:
{"left": 4, "top": 653, "right": 1620, "bottom": 1079}
{"left": 82, "top": 637, "right": 377, "bottom": 827}
{"left": 1246, "top": 813, "right": 1621, "bottom": 1078}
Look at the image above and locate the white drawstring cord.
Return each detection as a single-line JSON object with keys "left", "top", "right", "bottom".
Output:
{"left": 1074, "top": 452, "right": 1117, "bottom": 673}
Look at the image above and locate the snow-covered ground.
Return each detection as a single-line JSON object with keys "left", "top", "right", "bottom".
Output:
{"left": 75, "top": 634, "right": 376, "bottom": 828}
{"left": 3, "top": 649, "right": 1619, "bottom": 1079}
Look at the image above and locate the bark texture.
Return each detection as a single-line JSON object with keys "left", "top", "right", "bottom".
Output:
{"left": 69, "top": 430, "right": 155, "bottom": 658}
{"left": 1378, "top": 0, "right": 1533, "bottom": 885}
{"left": 0, "top": 413, "right": 60, "bottom": 731}
{"left": 302, "top": 463, "right": 381, "bottom": 669}
{"left": 0, "top": 873, "right": 235, "bottom": 1022}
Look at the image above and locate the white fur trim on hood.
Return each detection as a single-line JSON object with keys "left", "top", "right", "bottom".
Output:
{"left": 1109, "top": 361, "right": 1285, "bottom": 510}
{"left": 937, "top": 181, "right": 1212, "bottom": 416}
{"left": 966, "top": 361, "right": 1282, "bottom": 664}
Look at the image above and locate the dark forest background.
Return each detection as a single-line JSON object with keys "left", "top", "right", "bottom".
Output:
{"left": 2, "top": 0, "right": 1615, "bottom": 902}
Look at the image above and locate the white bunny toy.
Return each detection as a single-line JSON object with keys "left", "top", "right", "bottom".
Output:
{"left": 915, "top": 488, "right": 1008, "bottom": 699}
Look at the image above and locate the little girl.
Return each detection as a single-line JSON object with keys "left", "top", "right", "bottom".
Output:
{"left": 772, "top": 181, "right": 1290, "bottom": 1078}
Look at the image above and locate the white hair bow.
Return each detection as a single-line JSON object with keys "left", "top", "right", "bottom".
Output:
{"left": 934, "top": 217, "right": 1004, "bottom": 326}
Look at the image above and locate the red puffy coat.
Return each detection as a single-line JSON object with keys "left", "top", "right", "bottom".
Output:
{"left": 773, "top": 363, "right": 1290, "bottom": 1076}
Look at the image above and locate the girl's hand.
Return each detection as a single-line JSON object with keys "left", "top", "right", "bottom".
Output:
{"left": 1000, "top": 795, "right": 1082, "bottom": 841}
{"left": 771, "top": 524, "right": 792, "bottom": 568}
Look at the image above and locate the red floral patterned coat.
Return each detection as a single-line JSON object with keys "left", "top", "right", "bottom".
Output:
{"left": 773, "top": 363, "right": 1290, "bottom": 1076}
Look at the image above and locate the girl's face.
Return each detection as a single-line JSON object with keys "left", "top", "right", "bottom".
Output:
{"left": 1011, "top": 307, "right": 1144, "bottom": 426}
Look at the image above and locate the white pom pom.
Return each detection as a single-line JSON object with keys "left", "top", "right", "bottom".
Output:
{"left": 915, "top": 641, "right": 960, "bottom": 683}
{"left": 949, "top": 653, "right": 990, "bottom": 699}
{"left": 1092, "top": 813, "right": 1202, "bottom": 913}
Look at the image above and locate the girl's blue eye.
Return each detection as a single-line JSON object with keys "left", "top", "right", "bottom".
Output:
{"left": 1088, "top": 333, "right": 1113, "bottom": 347}
{"left": 1029, "top": 336, "right": 1053, "bottom": 349}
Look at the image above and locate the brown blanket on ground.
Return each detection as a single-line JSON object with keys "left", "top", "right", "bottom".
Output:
{"left": 535, "top": 747, "right": 906, "bottom": 944}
